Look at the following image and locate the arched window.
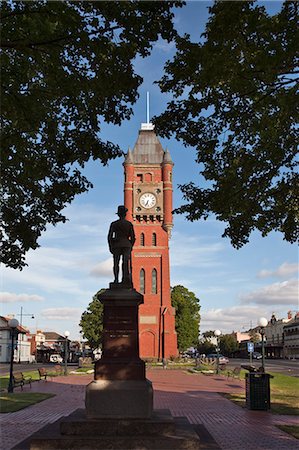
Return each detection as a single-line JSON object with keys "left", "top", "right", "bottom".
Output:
{"left": 152, "top": 269, "right": 157, "bottom": 294}
{"left": 140, "top": 232, "right": 145, "bottom": 246}
{"left": 140, "top": 269, "right": 145, "bottom": 294}
{"left": 152, "top": 233, "right": 157, "bottom": 246}
{"left": 144, "top": 172, "right": 152, "bottom": 182}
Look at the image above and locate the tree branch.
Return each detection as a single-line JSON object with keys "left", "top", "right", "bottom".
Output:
{"left": 1, "top": 24, "right": 121, "bottom": 51}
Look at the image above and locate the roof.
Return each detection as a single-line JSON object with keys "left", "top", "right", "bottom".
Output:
{"left": 44, "top": 332, "right": 65, "bottom": 341}
{"left": 283, "top": 316, "right": 299, "bottom": 329}
{"left": 126, "top": 128, "right": 172, "bottom": 165}
{"left": 0, "top": 316, "right": 27, "bottom": 334}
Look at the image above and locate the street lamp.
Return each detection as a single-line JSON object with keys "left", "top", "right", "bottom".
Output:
{"left": 17, "top": 307, "right": 34, "bottom": 363}
{"left": 7, "top": 319, "right": 19, "bottom": 393}
{"left": 214, "top": 329, "right": 221, "bottom": 375}
{"left": 64, "top": 331, "right": 70, "bottom": 376}
{"left": 258, "top": 317, "right": 268, "bottom": 372}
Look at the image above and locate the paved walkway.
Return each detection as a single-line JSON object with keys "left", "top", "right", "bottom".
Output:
{"left": 0, "top": 369, "right": 298, "bottom": 450}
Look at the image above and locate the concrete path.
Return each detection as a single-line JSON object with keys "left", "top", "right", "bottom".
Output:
{"left": 0, "top": 369, "right": 298, "bottom": 450}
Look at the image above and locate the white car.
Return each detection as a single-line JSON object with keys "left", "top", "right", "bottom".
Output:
{"left": 206, "top": 353, "right": 229, "bottom": 364}
{"left": 50, "top": 354, "right": 63, "bottom": 363}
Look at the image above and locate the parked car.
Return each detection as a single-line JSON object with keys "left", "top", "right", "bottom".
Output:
{"left": 50, "top": 354, "right": 63, "bottom": 363}
{"left": 206, "top": 353, "right": 229, "bottom": 364}
{"left": 252, "top": 352, "right": 262, "bottom": 359}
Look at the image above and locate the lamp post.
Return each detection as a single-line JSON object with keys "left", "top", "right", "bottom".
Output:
{"left": 64, "top": 331, "right": 70, "bottom": 376}
{"left": 17, "top": 307, "right": 34, "bottom": 363}
{"left": 258, "top": 317, "right": 268, "bottom": 372}
{"left": 214, "top": 329, "right": 221, "bottom": 374}
{"left": 7, "top": 319, "right": 19, "bottom": 393}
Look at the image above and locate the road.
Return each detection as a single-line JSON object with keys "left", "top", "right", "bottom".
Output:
{"left": 0, "top": 362, "right": 76, "bottom": 376}
{"left": 227, "top": 358, "right": 299, "bottom": 377}
{"left": 0, "top": 358, "right": 298, "bottom": 377}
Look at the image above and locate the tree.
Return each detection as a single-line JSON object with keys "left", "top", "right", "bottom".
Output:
{"left": 79, "top": 290, "right": 104, "bottom": 351}
{"left": 249, "top": 329, "right": 261, "bottom": 344}
{"left": 197, "top": 340, "right": 215, "bottom": 356}
{"left": 219, "top": 334, "right": 239, "bottom": 357}
{"left": 202, "top": 330, "right": 215, "bottom": 339}
{"left": 155, "top": 1, "right": 298, "bottom": 248}
{"left": 1, "top": 0, "right": 183, "bottom": 269}
{"left": 171, "top": 285, "right": 200, "bottom": 352}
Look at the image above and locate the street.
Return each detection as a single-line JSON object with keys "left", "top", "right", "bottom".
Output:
{"left": 0, "top": 358, "right": 298, "bottom": 377}
{"left": 227, "top": 357, "right": 299, "bottom": 377}
{"left": 0, "top": 362, "right": 76, "bottom": 376}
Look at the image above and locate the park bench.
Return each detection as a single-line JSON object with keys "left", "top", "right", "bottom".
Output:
{"left": 227, "top": 366, "right": 241, "bottom": 380}
{"left": 13, "top": 372, "right": 32, "bottom": 390}
{"left": 38, "top": 367, "right": 48, "bottom": 381}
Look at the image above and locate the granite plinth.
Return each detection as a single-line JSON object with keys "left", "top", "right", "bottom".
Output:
{"left": 94, "top": 357, "right": 145, "bottom": 380}
{"left": 98, "top": 288, "right": 143, "bottom": 365}
{"left": 26, "top": 409, "right": 214, "bottom": 450}
{"left": 60, "top": 408, "right": 175, "bottom": 436}
{"left": 85, "top": 379, "right": 153, "bottom": 419}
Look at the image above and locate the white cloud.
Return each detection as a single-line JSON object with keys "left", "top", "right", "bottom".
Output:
{"left": 3, "top": 266, "right": 89, "bottom": 297}
{"left": 171, "top": 232, "right": 224, "bottom": 268}
{"left": 0, "top": 292, "right": 44, "bottom": 303}
{"left": 240, "top": 279, "right": 298, "bottom": 306}
{"left": 41, "top": 308, "right": 82, "bottom": 321}
{"left": 41, "top": 204, "right": 113, "bottom": 242}
{"left": 200, "top": 305, "right": 270, "bottom": 334}
{"left": 90, "top": 258, "right": 113, "bottom": 278}
{"left": 153, "top": 40, "right": 176, "bottom": 53}
{"left": 258, "top": 262, "right": 298, "bottom": 279}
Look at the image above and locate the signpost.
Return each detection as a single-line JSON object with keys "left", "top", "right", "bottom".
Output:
{"left": 247, "top": 342, "right": 254, "bottom": 364}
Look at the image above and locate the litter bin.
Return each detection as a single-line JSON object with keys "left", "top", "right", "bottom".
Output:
{"left": 245, "top": 372, "right": 272, "bottom": 410}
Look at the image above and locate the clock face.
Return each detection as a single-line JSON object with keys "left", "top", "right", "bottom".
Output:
{"left": 140, "top": 192, "right": 156, "bottom": 209}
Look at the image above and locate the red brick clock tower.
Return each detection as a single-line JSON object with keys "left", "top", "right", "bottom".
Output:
{"left": 124, "top": 122, "right": 178, "bottom": 359}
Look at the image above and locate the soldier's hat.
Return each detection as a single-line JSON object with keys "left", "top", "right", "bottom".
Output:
{"left": 116, "top": 205, "right": 128, "bottom": 215}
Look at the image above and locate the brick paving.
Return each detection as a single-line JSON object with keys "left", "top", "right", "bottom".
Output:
{"left": 0, "top": 369, "right": 298, "bottom": 450}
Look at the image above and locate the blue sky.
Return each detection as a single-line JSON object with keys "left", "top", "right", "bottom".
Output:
{"left": 1, "top": 1, "right": 298, "bottom": 341}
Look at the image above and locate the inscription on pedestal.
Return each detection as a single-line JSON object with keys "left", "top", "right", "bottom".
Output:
{"left": 94, "top": 288, "right": 146, "bottom": 381}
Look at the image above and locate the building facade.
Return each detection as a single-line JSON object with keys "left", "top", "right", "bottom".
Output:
{"left": 124, "top": 122, "right": 178, "bottom": 359}
{"left": 283, "top": 312, "right": 299, "bottom": 359}
{"left": 0, "top": 316, "right": 31, "bottom": 363}
{"left": 264, "top": 313, "right": 292, "bottom": 358}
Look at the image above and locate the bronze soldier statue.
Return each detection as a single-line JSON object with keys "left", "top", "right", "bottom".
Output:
{"left": 108, "top": 205, "right": 135, "bottom": 285}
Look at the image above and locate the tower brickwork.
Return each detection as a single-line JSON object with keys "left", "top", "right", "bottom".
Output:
{"left": 123, "top": 124, "right": 178, "bottom": 359}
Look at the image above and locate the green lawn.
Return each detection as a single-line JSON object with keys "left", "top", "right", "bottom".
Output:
{"left": 276, "top": 425, "right": 299, "bottom": 440}
{"left": 0, "top": 392, "right": 55, "bottom": 413}
{"left": 0, "top": 368, "right": 64, "bottom": 390}
{"left": 75, "top": 367, "right": 94, "bottom": 373}
{"left": 223, "top": 372, "right": 299, "bottom": 415}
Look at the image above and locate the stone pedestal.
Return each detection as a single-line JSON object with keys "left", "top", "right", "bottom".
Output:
{"left": 21, "top": 284, "right": 219, "bottom": 449}
{"left": 85, "top": 285, "right": 153, "bottom": 419}
{"left": 26, "top": 409, "right": 211, "bottom": 450}
{"left": 86, "top": 379, "right": 153, "bottom": 419}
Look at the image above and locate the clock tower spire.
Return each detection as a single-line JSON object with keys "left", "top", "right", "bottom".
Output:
{"left": 123, "top": 117, "right": 178, "bottom": 359}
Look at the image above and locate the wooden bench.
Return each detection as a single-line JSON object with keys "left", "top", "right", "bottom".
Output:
{"left": 13, "top": 372, "right": 32, "bottom": 390}
{"left": 38, "top": 367, "right": 48, "bottom": 381}
{"left": 227, "top": 366, "right": 241, "bottom": 380}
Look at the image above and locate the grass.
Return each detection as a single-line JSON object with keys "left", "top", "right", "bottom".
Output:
{"left": 222, "top": 372, "right": 299, "bottom": 415}
{"left": 75, "top": 367, "right": 94, "bottom": 373}
{"left": 276, "top": 425, "right": 299, "bottom": 440}
{"left": 0, "top": 392, "right": 55, "bottom": 413}
{"left": 0, "top": 368, "right": 65, "bottom": 390}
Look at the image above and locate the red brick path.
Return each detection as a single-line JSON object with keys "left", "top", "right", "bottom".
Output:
{"left": 0, "top": 369, "right": 298, "bottom": 450}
